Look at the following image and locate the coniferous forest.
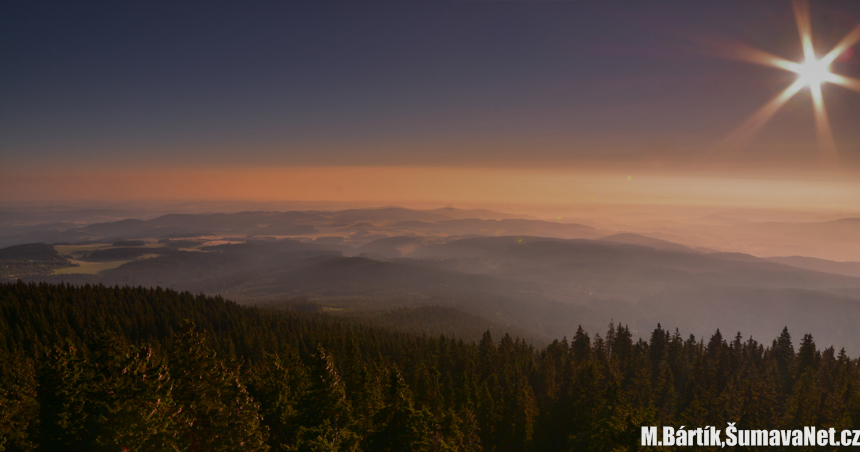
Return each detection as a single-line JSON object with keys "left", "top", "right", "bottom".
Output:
{"left": 1, "top": 282, "right": 859, "bottom": 451}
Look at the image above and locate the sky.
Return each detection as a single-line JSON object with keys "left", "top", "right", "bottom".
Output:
{"left": 2, "top": 0, "right": 859, "bottom": 209}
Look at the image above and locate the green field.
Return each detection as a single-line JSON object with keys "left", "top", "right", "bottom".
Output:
{"left": 52, "top": 260, "right": 131, "bottom": 275}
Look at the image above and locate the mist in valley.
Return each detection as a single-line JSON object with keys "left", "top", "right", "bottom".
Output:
{"left": 3, "top": 202, "right": 858, "bottom": 353}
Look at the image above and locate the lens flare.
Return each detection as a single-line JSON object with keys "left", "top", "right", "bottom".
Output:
{"left": 717, "top": 0, "right": 860, "bottom": 165}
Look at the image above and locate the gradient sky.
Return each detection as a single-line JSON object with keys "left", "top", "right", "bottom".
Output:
{"left": 2, "top": 0, "right": 859, "bottom": 206}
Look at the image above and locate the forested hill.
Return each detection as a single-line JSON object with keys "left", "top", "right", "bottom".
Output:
{"left": 1, "top": 282, "right": 859, "bottom": 451}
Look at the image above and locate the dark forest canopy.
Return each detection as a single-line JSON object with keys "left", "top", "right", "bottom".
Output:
{"left": 1, "top": 282, "right": 859, "bottom": 451}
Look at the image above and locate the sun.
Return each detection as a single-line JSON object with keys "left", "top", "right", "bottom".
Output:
{"left": 717, "top": 0, "right": 860, "bottom": 163}
{"left": 795, "top": 58, "right": 833, "bottom": 89}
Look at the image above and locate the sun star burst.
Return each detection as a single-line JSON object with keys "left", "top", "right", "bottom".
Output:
{"left": 796, "top": 58, "right": 833, "bottom": 88}
{"left": 719, "top": 0, "right": 860, "bottom": 163}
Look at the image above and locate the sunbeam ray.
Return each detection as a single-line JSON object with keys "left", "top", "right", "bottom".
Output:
{"left": 792, "top": 0, "right": 816, "bottom": 61}
{"left": 830, "top": 74, "right": 860, "bottom": 94}
{"left": 809, "top": 83, "right": 838, "bottom": 165}
{"left": 821, "top": 24, "right": 860, "bottom": 66}
{"left": 709, "top": 40, "right": 802, "bottom": 72}
{"left": 721, "top": 79, "right": 806, "bottom": 150}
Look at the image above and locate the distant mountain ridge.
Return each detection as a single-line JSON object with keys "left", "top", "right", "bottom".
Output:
{"left": 598, "top": 233, "right": 700, "bottom": 253}
{"left": 767, "top": 255, "right": 860, "bottom": 279}
{"left": 3, "top": 206, "right": 857, "bottom": 260}
{"left": 0, "top": 207, "right": 599, "bottom": 248}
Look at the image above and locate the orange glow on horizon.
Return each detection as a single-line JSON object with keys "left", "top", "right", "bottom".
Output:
{"left": 2, "top": 165, "right": 858, "bottom": 212}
